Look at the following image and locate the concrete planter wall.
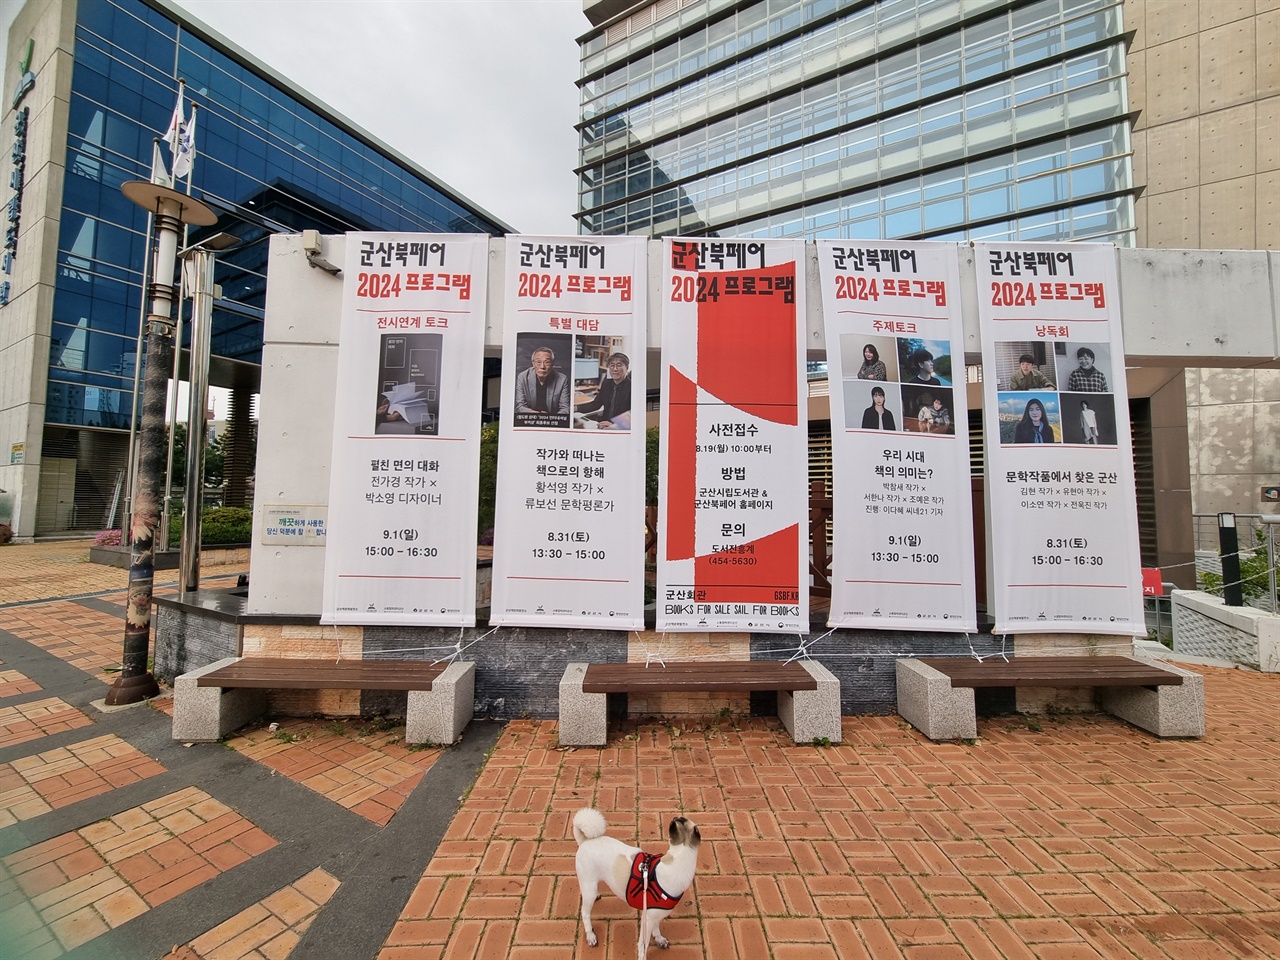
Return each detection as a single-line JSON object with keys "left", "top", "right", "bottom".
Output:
{"left": 1172, "top": 590, "right": 1280, "bottom": 672}
{"left": 89, "top": 543, "right": 250, "bottom": 570}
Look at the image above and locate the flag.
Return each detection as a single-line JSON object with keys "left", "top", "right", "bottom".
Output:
{"left": 149, "top": 139, "right": 172, "bottom": 189}
{"left": 164, "top": 82, "right": 185, "bottom": 159}
{"left": 173, "top": 107, "right": 196, "bottom": 181}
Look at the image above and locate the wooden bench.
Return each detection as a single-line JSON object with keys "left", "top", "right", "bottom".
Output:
{"left": 558, "top": 660, "right": 841, "bottom": 746}
{"left": 172, "top": 657, "right": 475, "bottom": 745}
{"left": 895, "top": 655, "right": 1204, "bottom": 741}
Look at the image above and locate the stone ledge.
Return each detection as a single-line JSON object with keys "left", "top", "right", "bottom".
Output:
{"left": 1172, "top": 589, "right": 1280, "bottom": 672}
{"left": 90, "top": 543, "right": 251, "bottom": 569}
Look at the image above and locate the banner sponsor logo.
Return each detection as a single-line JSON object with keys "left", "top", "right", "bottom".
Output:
{"left": 322, "top": 233, "right": 488, "bottom": 626}
{"left": 819, "top": 241, "right": 977, "bottom": 631}
{"left": 658, "top": 239, "right": 809, "bottom": 633}
{"left": 975, "top": 242, "right": 1144, "bottom": 635}
{"left": 489, "top": 236, "right": 648, "bottom": 630}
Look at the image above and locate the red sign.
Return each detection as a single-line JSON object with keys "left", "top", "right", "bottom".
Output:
{"left": 1141, "top": 568, "right": 1163, "bottom": 597}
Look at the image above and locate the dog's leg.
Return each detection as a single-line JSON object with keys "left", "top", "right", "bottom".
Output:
{"left": 580, "top": 880, "right": 600, "bottom": 948}
{"left": 648, "top": 909, "right": 669, "bottom": 949}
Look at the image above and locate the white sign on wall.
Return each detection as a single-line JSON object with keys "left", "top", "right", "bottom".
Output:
{"left": 262, "top": 505, "right": 327, "bottom": 545}
{"left": 975, "top": 242, "right": 1144, "bottom": 635}
{"left": 322, "top": 233, "right": 488, "bottom": 626}
{"left": 819, "top": 241, "right": 977, "bottom": 631}
{"left": 657, "top": 238, "right": 809, "bottom": 634}
{"left": 489, "top": 236, "right": 648, "bottom": 630}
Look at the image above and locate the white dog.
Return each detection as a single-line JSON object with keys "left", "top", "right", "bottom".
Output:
{"left": 573, "top": 807, "right": 701, "bottom": 957}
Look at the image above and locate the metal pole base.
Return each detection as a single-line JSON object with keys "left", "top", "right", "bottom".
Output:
{"left": 105, "top": 672, "right": 160, "bottom": 705}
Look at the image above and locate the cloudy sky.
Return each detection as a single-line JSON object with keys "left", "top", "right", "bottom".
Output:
{"left": 170, "top": 0, "right": 588, "bottom": 234}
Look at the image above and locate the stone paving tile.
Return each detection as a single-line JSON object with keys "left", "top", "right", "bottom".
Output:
{"left": 0, "top": 697, "right": 94, "bottom": 750}
{"left": 0, "top": 539, "right": 245, "bottom": 685}
{"left": 2, "top": 583, "right": 237, "bottom": 686}
{"left": 1, "top": 603, "right": 132, "bottom": 683}
{"left": 0, "top": 539, "right": 247, "bottom": 606}
{"left": 158, "top": 867, "right": 341, "bottom": 960}
{"left": 224, "top": 716, "right": 443, "bottom": 826}
{"left": 0, "top": 733, "right": 166, "bottom": 828}
{"left": 0, "top": 667, "right": 42, "bottom": 700}
{"left": 0, "top": 787, "right": 277, "bottom": 957}
{"left": 382, "top": 666, "right": 1280, "bottom": 960}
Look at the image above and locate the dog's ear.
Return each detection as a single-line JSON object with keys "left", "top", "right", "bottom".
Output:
{"left": 692, "top": 824, "right": 701, "bottom": 847}
{"left": 668, "top": 818, "right": 679, "bottom": 845}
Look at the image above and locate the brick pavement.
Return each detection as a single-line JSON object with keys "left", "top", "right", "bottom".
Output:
{"left": 382, "top": 666, "right": 1280, "bottom": 960}
{"left": 2, "top": 541, "right": 1280, "bottom": 958}
{"left": 160, "top": 867, "right": 341, "bottom": 960}
{"left": 0, "top": 539, "right": 245, "bottom": 607}
{"left": 2, "top": 787, "right": 277, "bottom": 955}
{"left": 0, "top": 734, "right": 164, "bottom": 827}
{"left": 223, "top": 717, "right": 444, "bottom": 826}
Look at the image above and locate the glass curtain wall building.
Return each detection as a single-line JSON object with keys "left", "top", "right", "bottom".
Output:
{"left": 575, "top": 0, "right": 1161, "bottom": 570}
{"left": 576, "top": 0, "right": 1135, "bottom": 245}
{"left": 2, "top": 0, "right": 508, "bottom": 536}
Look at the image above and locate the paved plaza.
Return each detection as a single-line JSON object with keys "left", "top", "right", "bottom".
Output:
{"left": 1, "top": 540, "right": 1279, "bottom": 958}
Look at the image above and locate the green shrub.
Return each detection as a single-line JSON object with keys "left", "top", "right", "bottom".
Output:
{"left": 478, "top": 422, "right": 499, "bottom": 541}
{"left": 646, "top": 426, "right": 659, "bottom": 505}
{"left": 168, "top": 506, "right": 253, "bottom": 546}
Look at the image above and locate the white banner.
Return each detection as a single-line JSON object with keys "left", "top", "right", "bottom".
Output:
{"left": 322, "top": 233, "right": 488, "bottom": 626}
{"left": 657, "top": 239, "right": 809, "bottom": 634}
{"left": 976, "top": 242, "right": 1144, "bottom": 635}
{"left": 819, "top": 242, "right": 977, "bottom": 632}
{"left": 489, "top": 236, "right": 648, "bottom": 629}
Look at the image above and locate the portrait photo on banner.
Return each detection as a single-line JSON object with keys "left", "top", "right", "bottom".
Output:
{"left": 994, "top": 341, "right": 1057, "bottom": 391}
{"left": 1060, "top": 393, "right": 1118, "bottom": 445}
{"left": 896, "top": 337, "right": 953, "bottom": 386}
{"left": 900, "top": 383, "right": 955, "bottom": 435}
{"left": 998, "top": 391, "right": 1061, "bottom": 444}
{"left": 842, "top": 334, "right": 900, "bottom": 382}
{"left": 845, "top": 378, "right": 902, "bottom": 431}
{"left": 572, "top": 336, "right": 633, "bottom": 432}
{"left": 513, "top": 332, "right": 573, "bottom": 430}
{"left": 375, "top": 332, "right": 443, "bottom": 436}
{"left": 1052, "top": 340, "right": 1113, "bottom": 394}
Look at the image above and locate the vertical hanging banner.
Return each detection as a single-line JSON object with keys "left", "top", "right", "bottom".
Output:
{"left": 322, "top": 233, "right": 488, "bottom": 627}
{"left": 976, "top": 241, "right": 1143, "bottom": 635}
{"left": 818, "top": 241, "right": 977, "bottom": 631}
{"left": 490, "top": 236, "right": 648, "bottom": 630}
{"left": 658, "top": 239, "right": 809, "bottom": 634}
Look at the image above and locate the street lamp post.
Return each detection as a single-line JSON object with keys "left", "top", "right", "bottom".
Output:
{"left": 179, "top": 233, "right": 239, "bottom": 594}
{"left": 108, "top": 181, "right": 216, "bottom": 706}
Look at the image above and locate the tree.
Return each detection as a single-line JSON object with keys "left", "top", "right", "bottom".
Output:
{"left": 169, "top": 423, "right": 188, "bottom": 484}
{"left": 167, "top": 422, "right": 228, "bottom": 487}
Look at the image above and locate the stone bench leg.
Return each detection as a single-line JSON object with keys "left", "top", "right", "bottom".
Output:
{"left": 895, "top": 658, "right": 977, "bottom": 741}
{"left": 1099, "top": 661, "right": 1205, "bottom": 737}
{"left": 558, "top": 662, "right": 606, "bottom": 747}
{"left": 407, "top": 661, "right": 475, "bottom": 745}
{"left": 779, "top": 660, "right": 842, "bottom": 744}
{"left": 172, "top": 657, "right": 267, "bottom": 742}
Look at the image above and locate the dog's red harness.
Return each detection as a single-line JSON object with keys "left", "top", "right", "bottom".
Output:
{"left": 625, "top": 851, "right": 682, "bottom": 911}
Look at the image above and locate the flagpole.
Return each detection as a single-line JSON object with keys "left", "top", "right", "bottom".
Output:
{"left": 123, "top": 139, "right": 169, "bottom": 544}
{"left": 182, "top": 105, "right": 198, "bottom": 196}
{"left": 161, "top": 93, "right": 195, "bottom": 552}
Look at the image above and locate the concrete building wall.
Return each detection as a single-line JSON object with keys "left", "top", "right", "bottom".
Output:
{"left": 1186, "top": 366, "right": 1280, "bottom": 516}
{"left": 0, "top": 0, "right": 76, "bottom": 537}
{"left": 1128, "top": 0, "right": 1280, "bottom": 519}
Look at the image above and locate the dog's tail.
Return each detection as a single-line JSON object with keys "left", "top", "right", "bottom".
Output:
{"left": 572, "top": 807, "right": 607, "bottom": 845}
